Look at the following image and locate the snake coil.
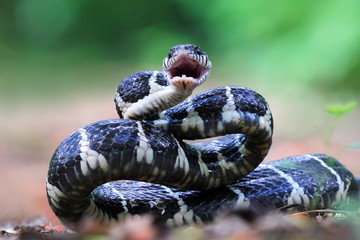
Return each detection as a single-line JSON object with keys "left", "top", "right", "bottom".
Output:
{"left": 47, "top": 44, "right": 358, "bottom": 229}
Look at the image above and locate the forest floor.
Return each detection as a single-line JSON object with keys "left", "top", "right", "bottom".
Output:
{"left": 1, "top": 209, "right": 360, "bottom": 240}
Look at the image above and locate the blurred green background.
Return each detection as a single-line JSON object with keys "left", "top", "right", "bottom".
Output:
{"left": 0, "top": 0, "right": 359, "bottom": 222}
{"left": 1, "top": 0, "right": 360, "bottom": 101}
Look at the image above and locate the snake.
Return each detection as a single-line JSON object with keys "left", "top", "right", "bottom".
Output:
{"left": 46, "top": 44, "right": 359, "bottom": 229}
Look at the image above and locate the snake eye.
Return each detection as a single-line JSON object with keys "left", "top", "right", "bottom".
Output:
{"left": 194, "top": 47, "right": 202, "bottom": 55}
{"left": 168, "top": 50, "right": 173, "bottom": 59}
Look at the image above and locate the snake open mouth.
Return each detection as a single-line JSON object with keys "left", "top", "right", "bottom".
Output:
{"left": 170, "top": 56, "right": 205, "bottom": 79}
{"left": 166, "top": 55, "right": 211, "bottom": 90}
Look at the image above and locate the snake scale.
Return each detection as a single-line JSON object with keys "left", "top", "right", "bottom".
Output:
{"left": 47, "top": 44, "right": 359, "bottom": 229}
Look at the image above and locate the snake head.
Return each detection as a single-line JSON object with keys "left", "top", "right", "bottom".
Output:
{"left": 163, "top": 44, "right": 212, "bottom": 90}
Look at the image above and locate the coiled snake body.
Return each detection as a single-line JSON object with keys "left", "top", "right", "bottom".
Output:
{"left": 47, "top": 44, "right": 359, "bottom": 228}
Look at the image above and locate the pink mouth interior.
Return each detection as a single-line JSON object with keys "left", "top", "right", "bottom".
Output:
{"left": 168, "top": 56, "right": 207, "bottom": 80}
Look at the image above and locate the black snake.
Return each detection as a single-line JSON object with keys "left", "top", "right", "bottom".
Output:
{"left": 46, "top": 44, "right": 359, "bottom": 229}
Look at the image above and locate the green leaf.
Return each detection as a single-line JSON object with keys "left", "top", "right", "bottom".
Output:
{"left": 346, "top": 142, "right": 360, "bottom": 149}
{"left": 326, "top": 101, "right": 357, "bottom": 116}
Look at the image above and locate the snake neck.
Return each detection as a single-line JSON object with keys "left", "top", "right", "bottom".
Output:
{"left": 122, "top": 84, "right": 193, "bottom": 120}
{"left": 115, "top": 71, "right": 195, "bottom": 120}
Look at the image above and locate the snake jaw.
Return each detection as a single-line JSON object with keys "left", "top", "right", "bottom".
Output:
{"left": 163, "top": 45, "right": 211, "bottom": 90}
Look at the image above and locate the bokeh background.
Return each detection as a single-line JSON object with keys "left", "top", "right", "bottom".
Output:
{"left": 0, "top": 0, "right": 359, "bottom": 224}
